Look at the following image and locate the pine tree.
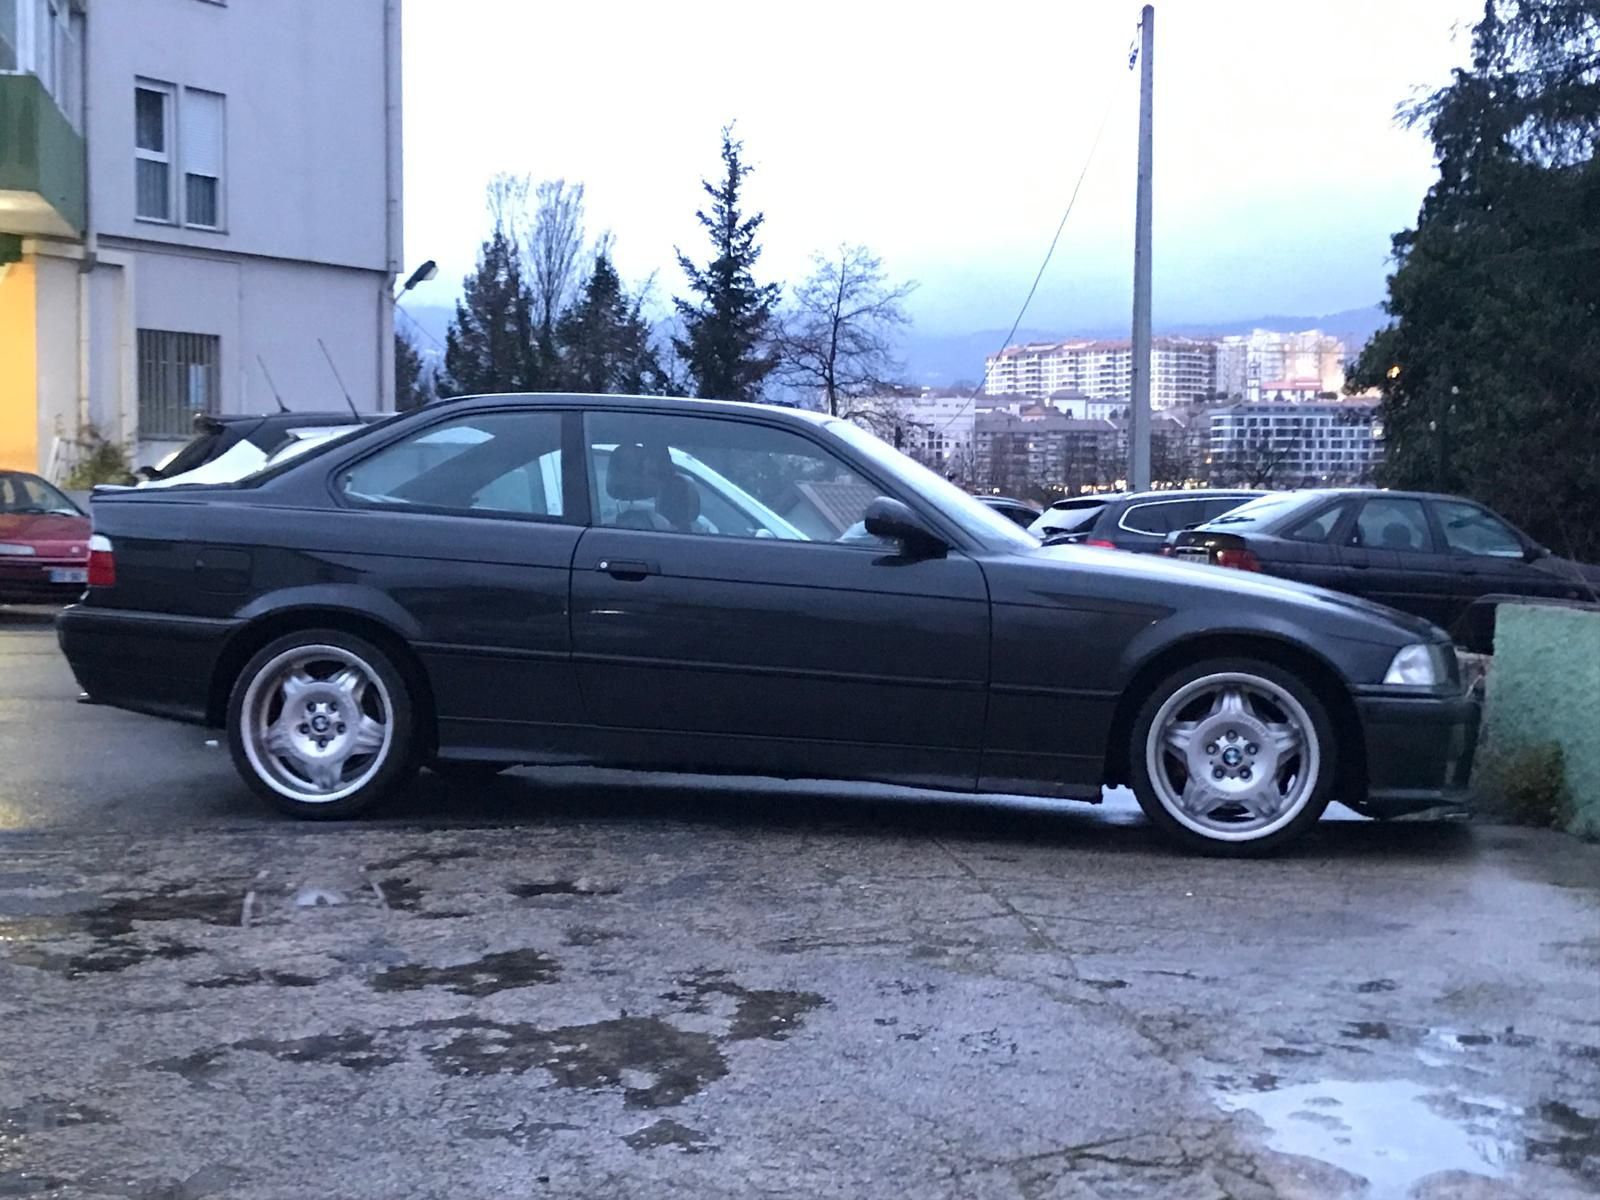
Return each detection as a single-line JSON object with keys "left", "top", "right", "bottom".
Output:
{"left": 673, "top": 127, "right": 781, "bottom": 402}
{"left": 438, "top": 227, "right": 539, "bottom": 397}
{"left": 554, "top": 251, "right": 665, "bottom": 395}
{"left": 394, "top": 328, "right": 431, "bottom": 411}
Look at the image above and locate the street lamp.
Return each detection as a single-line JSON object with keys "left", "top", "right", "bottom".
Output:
{"left": 395, "top": 259, "right": 437, "bottom": 298}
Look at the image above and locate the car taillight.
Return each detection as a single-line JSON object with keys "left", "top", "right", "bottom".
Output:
{"left": 87, "top": 534, "right": 115, "bottom": 587}
{"left": 1214, "top": 547, "right": 1261, "bottom": 572}
{"left": 1085, "top": 538, "right": 1118, "bottom": 549}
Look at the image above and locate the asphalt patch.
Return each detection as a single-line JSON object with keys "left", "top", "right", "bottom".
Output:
{"left": 369, "top": 948, "right": 560, "bottom": 997}
{"left": 624, "top": 1118, "right": 713, "bottom": 1153}
{"left": 418, "top": 1015, "right": 729, "bottom": 1107}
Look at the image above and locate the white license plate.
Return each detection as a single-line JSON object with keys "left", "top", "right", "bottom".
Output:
{"left": 49, "top": 568, "right": 87, "bottom": 584}
{"left": 1173, "top": 549, "right": 1210, "bottom": 564}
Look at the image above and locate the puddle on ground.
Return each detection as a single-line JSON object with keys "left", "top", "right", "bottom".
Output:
{"left": 369, "top": 948, "right": 560, "bottom": 997}
{"left": 659, "top": 970, "right": 825, "bottom": 1042}
{"left": 1214, "top": 1078, "right": 1519, "bottom": 1194}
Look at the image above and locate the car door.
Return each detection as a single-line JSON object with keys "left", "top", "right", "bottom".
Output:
{"left": 568, "top": 407, "right": 990, "bottom": 789}
{"left": 1429, "top": 498, "right": 1578, "bottom": 645}
{"left": 1337, "top": 496, "right": 1457, "bottom": 626}
{"left": 330, "top": 407, "right": 584, "bottom": 754}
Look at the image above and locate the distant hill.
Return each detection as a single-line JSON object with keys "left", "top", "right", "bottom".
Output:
{"left": 398, "top": 299, "right": 1390, "bottom": 392}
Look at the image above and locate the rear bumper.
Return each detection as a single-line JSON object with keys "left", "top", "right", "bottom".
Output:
{"left": 1354, "top": 688, "right": 1480, "bottom": 816}
{"left": 0, "top": 561, "right": 87, "bottom": 603}
{"left": 56, "top": 605, "right": 238, "bottom": 725}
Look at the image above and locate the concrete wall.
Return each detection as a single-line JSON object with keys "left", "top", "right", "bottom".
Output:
{"left": 31, "top": 251, "right": 79, "bottom": 466}
{"left": 0, "top": 260, "right": 39, "bottom": 469}
{"left": 1479, "top": 604, "right": 1600, "bottom": 838}
{"left": 84, "top": 0, "right": 395, "bottom": 274}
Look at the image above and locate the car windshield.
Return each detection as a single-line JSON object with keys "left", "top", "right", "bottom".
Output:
{"left": 0, "top": 473, "right": 82, "bottom": 516}
{"left": 1030, "top": 501, "right": 1106, "bottom": 536}
{"left": 1201, "top": 493, "right": 1310, "bottom": 529}
{"left": 827, "top": 420, "right": 1039, "bottom": 551}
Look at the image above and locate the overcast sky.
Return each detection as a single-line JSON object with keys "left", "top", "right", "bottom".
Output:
{"left": 400, "top": 0, "right": 1483, "bottom": 337}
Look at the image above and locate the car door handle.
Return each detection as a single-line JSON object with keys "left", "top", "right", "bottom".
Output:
{"left": 597, "top": 559, "right": 657, "bottom": 581}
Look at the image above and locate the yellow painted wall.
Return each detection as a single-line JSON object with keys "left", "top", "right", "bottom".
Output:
{"left": 0, "top": 261, "right": 39, "bottom": 471}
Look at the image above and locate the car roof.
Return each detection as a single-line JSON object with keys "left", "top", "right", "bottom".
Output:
{"left": 1115, "top": 488, "right": 1263, "bottom": 503}
{"left": 429, "top": 391, "right": 836, "bottom": 427}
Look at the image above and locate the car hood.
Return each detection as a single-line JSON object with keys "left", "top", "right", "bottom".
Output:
{"left": 1026, "top": 543, "right": 1445, "bottom": 641}
{"left": 1535, "top": 555, "right": 1600, "bottom": 591}
{"left": 0, "top": 512, "right": 91, "bottom": 557}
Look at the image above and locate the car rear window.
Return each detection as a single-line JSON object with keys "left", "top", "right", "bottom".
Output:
{"left": 1201, "top": 493, "right": 1308, "bottom": 530}
{"left": 1030, "top": 500, "right": 1106, "bottom": 536}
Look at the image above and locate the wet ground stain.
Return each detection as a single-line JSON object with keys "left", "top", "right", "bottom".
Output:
{"left": 12, "top": 938, "right": 201, "bottom": 978}
{"left": 365, "top": 848, "right": 478, "bottom": 872}
{"left": 1341, "top": 1021, "right": 1392, "bottom": 1041}
{"left": 0, "top": 1101, "right": 115, "bottom": 1135}
{"left": 232, "top": 1031, "right": 401, "bottom": 1073}
{"left": 417, "top": 1015, "right": 729, "bottom": 1107}
{"left": 624, "top": 1118, "right": 712, "bottom": 1153}
{"left": 662, "top": 970, "right": 825, "bottom": 1042}
{"left": 1526, "top": 1100, "right": 1600, "bottom": 1179}
{"left": 188, "top": 969, "right": 320, "bottom": 989}
{"left": 371, "top": 876, "right": 426, "bottom": 912}
{"left": 563, "top": 926, "right": 627, "bottom": 947}
{"left": 149, "top": 1049, "right": 228, "bottom": 1086}
{"left": 460, "top": 1118, "right": 582, "bottom": 1148}
{"left": 508, "top": 880, "right": 618, "bottom": 899}
{"left": 370, "top": 948, "right": 560, "bottom": 997}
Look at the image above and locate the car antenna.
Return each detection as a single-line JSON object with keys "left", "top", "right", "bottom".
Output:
{"left": 256, "top": 356, "right": 290, "bottom": 414}
{"left": 317, "top": 338, "right": 362, "bottom": 421}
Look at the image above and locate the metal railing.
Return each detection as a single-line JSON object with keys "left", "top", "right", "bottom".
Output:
{"left": 138, "top": 330, "right": 221, "bottom": 440}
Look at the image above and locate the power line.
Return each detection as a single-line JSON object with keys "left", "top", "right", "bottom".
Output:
{"left": 934, "top": 27, "right": 1140, "bottom": 436}
{"left": 395, "top": 300, "right": 448, "bottom": 353}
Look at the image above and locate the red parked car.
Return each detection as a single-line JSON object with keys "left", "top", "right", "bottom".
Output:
{"left": 0, "top": 471, "right": 91, "bottom": 604}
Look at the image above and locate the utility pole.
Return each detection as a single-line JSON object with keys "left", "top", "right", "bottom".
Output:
{"left": 1129, "top": 4, "right": 1155, "bottom": 491}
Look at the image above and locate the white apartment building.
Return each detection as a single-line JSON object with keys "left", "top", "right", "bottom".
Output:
{"left": 1214, "top": 329, "right": 1346, "bottom": 401}
{"left": 844, "top": 390, "right": 976, "bottom": 477}
{"left": 1, "top": 0, "right": 402, "bottom": 475}
{"left": 1208, "top": 399, "right": 1382, "bottom": 485}
{"left": 984, "top": 337, "right": 1217, "bottom": 410}
{"left": 1047, "top": 389, "right": 1128, "bottom": 422}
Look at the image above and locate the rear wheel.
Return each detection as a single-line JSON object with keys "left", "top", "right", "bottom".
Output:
{"left": 1129, "top": 657, "right": 1336, "bottom": 855}
{"left": 227, "top": 630, "right": 419, "bottom": 819}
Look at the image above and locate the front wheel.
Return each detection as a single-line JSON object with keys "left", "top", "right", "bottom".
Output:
{"left": 227, "top": 630, "right": 419, "bottom": 819}
{"left": 1129, "top": 658, "right": 1336, "bottom": 856}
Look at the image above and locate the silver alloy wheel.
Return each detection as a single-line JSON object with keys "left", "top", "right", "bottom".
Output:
{"left": 238, "top": 644, "right": 394, "bottom": 804}
{"left": 1144, "top": 671, "right": 1321, "bottom": 842}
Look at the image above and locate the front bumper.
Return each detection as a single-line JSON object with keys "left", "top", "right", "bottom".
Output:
{"left": 1354, "top": 687, "right": 1481, "bottom": 816}
{"left": 56, "top": 605, "right": 239, "bottom": 725}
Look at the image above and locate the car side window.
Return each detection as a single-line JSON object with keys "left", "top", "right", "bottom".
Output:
{"left": 1351, "top": 498, "right": 1433, "bottom": 553}
{"left": 338, "top": 413, "right": 565, "bottom": 518}
{"left": 1434, "top": 500, "right": 1524, "bottom": 558}
{"left": 1122, "top": 501, "right": 1184, "bottom": 534}
{"left": 1287, "top": 503, "right": 1345, "bottom": 543}
{"left": 582, "top": 411, "right": 885, "bottom": 544}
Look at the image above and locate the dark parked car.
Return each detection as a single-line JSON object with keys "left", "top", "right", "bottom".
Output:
{"left": 976, "top": 495, "right": 1042, "bottom": 529}
{"left": 1030, "top": 489, "right": 1262, "bottom": 553}
{"left": 1168, "top": 489, "right": 1600, "bottom": 652}
{"left": 133, "top": 410, "right": 381, "bottom": 487}
{"left": 58, "top": 394, "right": 1478, "bottom": 854}
{"left": 0, "top": 472, "right": 90, "bottom": 603}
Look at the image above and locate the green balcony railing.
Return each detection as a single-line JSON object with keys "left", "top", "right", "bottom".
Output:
{"left": 0, "top": 70, "right": 86, "bottom": 237}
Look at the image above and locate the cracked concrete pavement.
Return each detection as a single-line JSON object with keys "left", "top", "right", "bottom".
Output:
{"left": 2, "top": 612, "right": 1599, "bottom": 1198}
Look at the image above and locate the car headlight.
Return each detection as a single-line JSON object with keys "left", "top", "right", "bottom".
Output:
{"left": 0, "top": 543, "right": 37, "bottom": 557}
{"left": 1384, "top": 643, "right": 1449, "bottom": 687}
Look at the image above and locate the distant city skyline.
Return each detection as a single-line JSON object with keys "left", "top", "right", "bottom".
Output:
{"left": 402, "top": 1, "right": 1483, "bottom": 339}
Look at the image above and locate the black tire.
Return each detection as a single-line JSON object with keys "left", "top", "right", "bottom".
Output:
{"left": 226, "top": 628, "right": 420, "bottom": 819}
{"left": 1128, "top": 656, "right": 1338, "bottom": 856}
{"left": 427, "top": 760, "right": 511, "bottom": 781}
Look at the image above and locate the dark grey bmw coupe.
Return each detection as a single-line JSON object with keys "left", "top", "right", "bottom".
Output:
{"left": 57, "top": 394, "right": 1478, "bottom": 854}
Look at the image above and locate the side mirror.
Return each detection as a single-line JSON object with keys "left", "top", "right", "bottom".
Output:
{"left": 863, "top": 496, "right": 948, "bottom": 556}
{"left": 1525, "top": 543, "right": 1551, "bottom": 562}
